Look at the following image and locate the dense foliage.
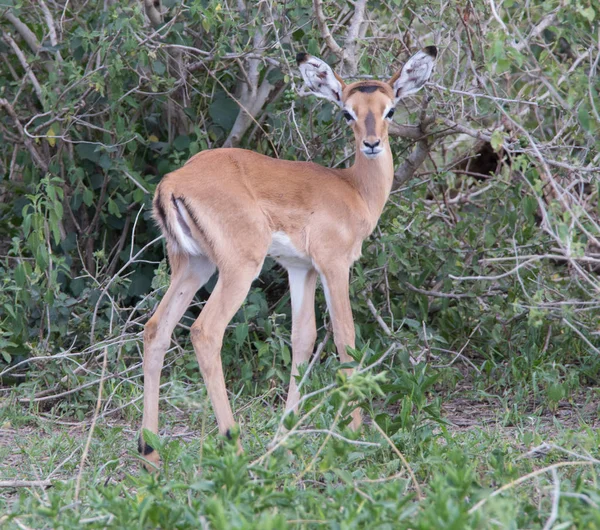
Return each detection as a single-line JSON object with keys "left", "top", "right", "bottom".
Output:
{"left": 1, "top": 0, "right": 599, "bottom": 528}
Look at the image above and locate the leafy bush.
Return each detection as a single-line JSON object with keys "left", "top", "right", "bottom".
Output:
{"left": 1, "top": 0, "right": 599, "bottom": 527}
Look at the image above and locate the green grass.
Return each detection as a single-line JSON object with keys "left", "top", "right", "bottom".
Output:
{"left": 2, "top": 171, "right": 599, "bottom": 528}
{"left": 1, "top": 341, "right": 599, "bottom": 529}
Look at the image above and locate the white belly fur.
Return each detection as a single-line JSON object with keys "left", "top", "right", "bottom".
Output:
{"left": 268, "top": 231, "right": 311, "bottom": 269}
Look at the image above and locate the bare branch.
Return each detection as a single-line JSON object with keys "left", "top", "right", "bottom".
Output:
{"left": 366, "top": 298, "right": 392, "bottom": 336}
{"left": 342, "top": 0, "right": 367, "bottom": 75}
{"left": 143, "top": 0, "right": 163, "bottom": 26}
{"left": 2, "top": 10, "right": 40, "bottom": 53}
{"left": 388, "top": 122, "right": 423, "bottom": 139}
{"left": 223, "top": 5, "right": 276, "bottom": 147}
{"left": 437, "top": 117, "right": 493, "bottom": 143}
{"left": 313, "top": 0, "right": 343, "bottom": 59}
{"left": 3, "top": 33, "right": 44, "bottom": 104}
{"left": 0, "top": 98, "right": 48, "bottom": 172}
{"left": 392, "top": 138, "right": 430, "bottom": 189}
{"left": 514, "top": 13, "right": 557, "bottom": 52}
{"left": 39, "top": 0, "right": 63, "bottom": 62}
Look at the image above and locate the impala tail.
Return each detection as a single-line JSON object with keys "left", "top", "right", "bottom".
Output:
{"left": 153, "top": 183, "right": 211, "bottom": 257}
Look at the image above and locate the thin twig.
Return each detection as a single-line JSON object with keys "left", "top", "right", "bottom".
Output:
{"left": 0, "top": 480, "right": 52, "bottom": 488}
{"left": 468, "top": 461, "right": 596, "bottom": 514}
{"left": 74, "top": 347, "right": 108, "bottom": 502}
{"left": 372, "top": 420, "right": 423, "bottom": 501}
{"left": 542, "top": 468, "right": 560, "bottom": 530}
{"left": 366, "top": 298, "right": 392, "bottom": 336}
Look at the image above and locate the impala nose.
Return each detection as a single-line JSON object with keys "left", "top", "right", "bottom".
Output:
{"left": 363, "top": 140, "right": 380, "bottom": 150}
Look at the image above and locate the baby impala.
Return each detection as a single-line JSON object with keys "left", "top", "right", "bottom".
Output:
{"left": 139, "top": 45, "right": 437, "bottom": 467}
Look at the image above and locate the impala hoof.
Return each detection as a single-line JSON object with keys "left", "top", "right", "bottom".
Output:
{"left": 138, "top": 436, "right": 161, "bottom": 472}
{"left": 224, "top": 427, "right": 244, "bottom": 455}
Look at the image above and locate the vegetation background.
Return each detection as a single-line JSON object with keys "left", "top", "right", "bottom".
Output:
{"left": 1, "top": 0, "right": 599, "bottom": 528}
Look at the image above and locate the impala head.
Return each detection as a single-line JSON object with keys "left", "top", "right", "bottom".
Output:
{"left": 297, "top": 46, "right": 437, "bottom": 159}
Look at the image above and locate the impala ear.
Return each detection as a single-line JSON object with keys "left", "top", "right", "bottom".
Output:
{"left": 388, "top": 46, "right": 437, "bottom": 103}
{"left": 297, "top": 53, "right": 345, "bottom": 107}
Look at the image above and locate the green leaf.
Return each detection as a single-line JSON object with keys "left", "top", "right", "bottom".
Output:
{"left": 82, "top": 188, "right": 94, "bottom": 206}
{"left": 580, "top": 6, "right": 595, "bottom": 21}
{"left": 490, "top": 129, "right": 504, "bottom": 151}
{"left": 107, "top": 198, "right": 121, "bottom": 217}
{"left": 173, "top": 135, "right": 190, "bottom": 151}
{"left": 234, "top": 323, "right": 248, "bottom": 346}
{"left": 54, "top": 201, "right": 64, "bottom": 219}
{"left": 189, "top": 141, "right": 200, "bottom": 155}
{"left": 152, "top": 60, "right": 166, "bottom": 75}
{"left": 308, "top": 38, "right": 319, "bottom": 56}
{"left": 49, "top": 212, "right": 62, "bottom": 244}
{"left": 492, "top": 38, "right": 505, "bottom": 60}
{"left": 14, "top": 263, "right": 26, "bottom": 287}
{"left": 578, "top": 104, "right": 591, "bottom": 131}
{"left": 22, "top": 213, "right": 32, "bottom": 237}
{"left": 208, "top": 93, "right": 239, "bottom": 131}
{"left": 496, "top": 58, "right": 510, "bottom": 74}
{"left": 133, "top": 188, "right": 145, "bottom": 203}
{"left": 522, "top": 195, "right": 537, "bottom": 220}
{"left": 547, "top": 383, "right": 565, "bottom": 403}
{"left": 267, "top": 69, "right": 284, "bottom": 84}
{"left": 76, "top": 143, "right": 101, "bottom": 163}
{"left": 281, "top": 344, "right": 290, "bottom": 365}
{"left": 98, "top": 153, "right": 112, "bottom": 170}
{"left": 142, "top": 429, "right": 161, "bottom": 452}
{"left": 485, "top": 225, "right": 496, "bottom": 247}
{"left": 189, "top": 480, "right": 216, "bottom": 493}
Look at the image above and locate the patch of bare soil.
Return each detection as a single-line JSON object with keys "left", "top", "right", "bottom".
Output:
{"left": 443, "top": 394, "right": 599, "bottom": 432}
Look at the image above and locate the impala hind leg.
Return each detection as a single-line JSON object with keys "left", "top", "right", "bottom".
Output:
{"left": 140, "top": 252, "right": 216, "bottom": 468}
{"left": 189, "top": 264, "right": 262, "bottom": 451}
{"left": 285, "top": 267, "right": 318, "bottom": 415}
{"left": 319, "top": 263, "right": 362, "bottom": 430}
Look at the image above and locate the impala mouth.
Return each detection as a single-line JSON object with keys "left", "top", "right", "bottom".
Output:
{"left": 361, "top": 147, "right": 383, "bottom": 159}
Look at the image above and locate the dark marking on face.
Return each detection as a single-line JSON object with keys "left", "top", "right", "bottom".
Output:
{"left": 356, "top": 85, "right": 379, "bottom": 94}
{"left": 365, "top": 110, "right": 376, "bottom": 136}
{"left": 138, "top": 436, "right": 154, "bottom": 456}
{"left": 348, "top": 84, "right": 386, "bottom": 96}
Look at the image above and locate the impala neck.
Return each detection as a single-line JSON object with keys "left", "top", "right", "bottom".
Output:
{"left": 345, "top": 138, "right": 394, "bottom": 226}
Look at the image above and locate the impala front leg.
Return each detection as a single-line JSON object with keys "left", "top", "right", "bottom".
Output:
{"left": 319, "top": 263, "right": 362, "bottom": 430}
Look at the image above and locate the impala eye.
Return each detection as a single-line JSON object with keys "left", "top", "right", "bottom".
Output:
{"left": 386, "top": 108, "right": 395, "bottom": 120}
{"left": 342, "top": 111, "right": 354, "bottom": 122}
